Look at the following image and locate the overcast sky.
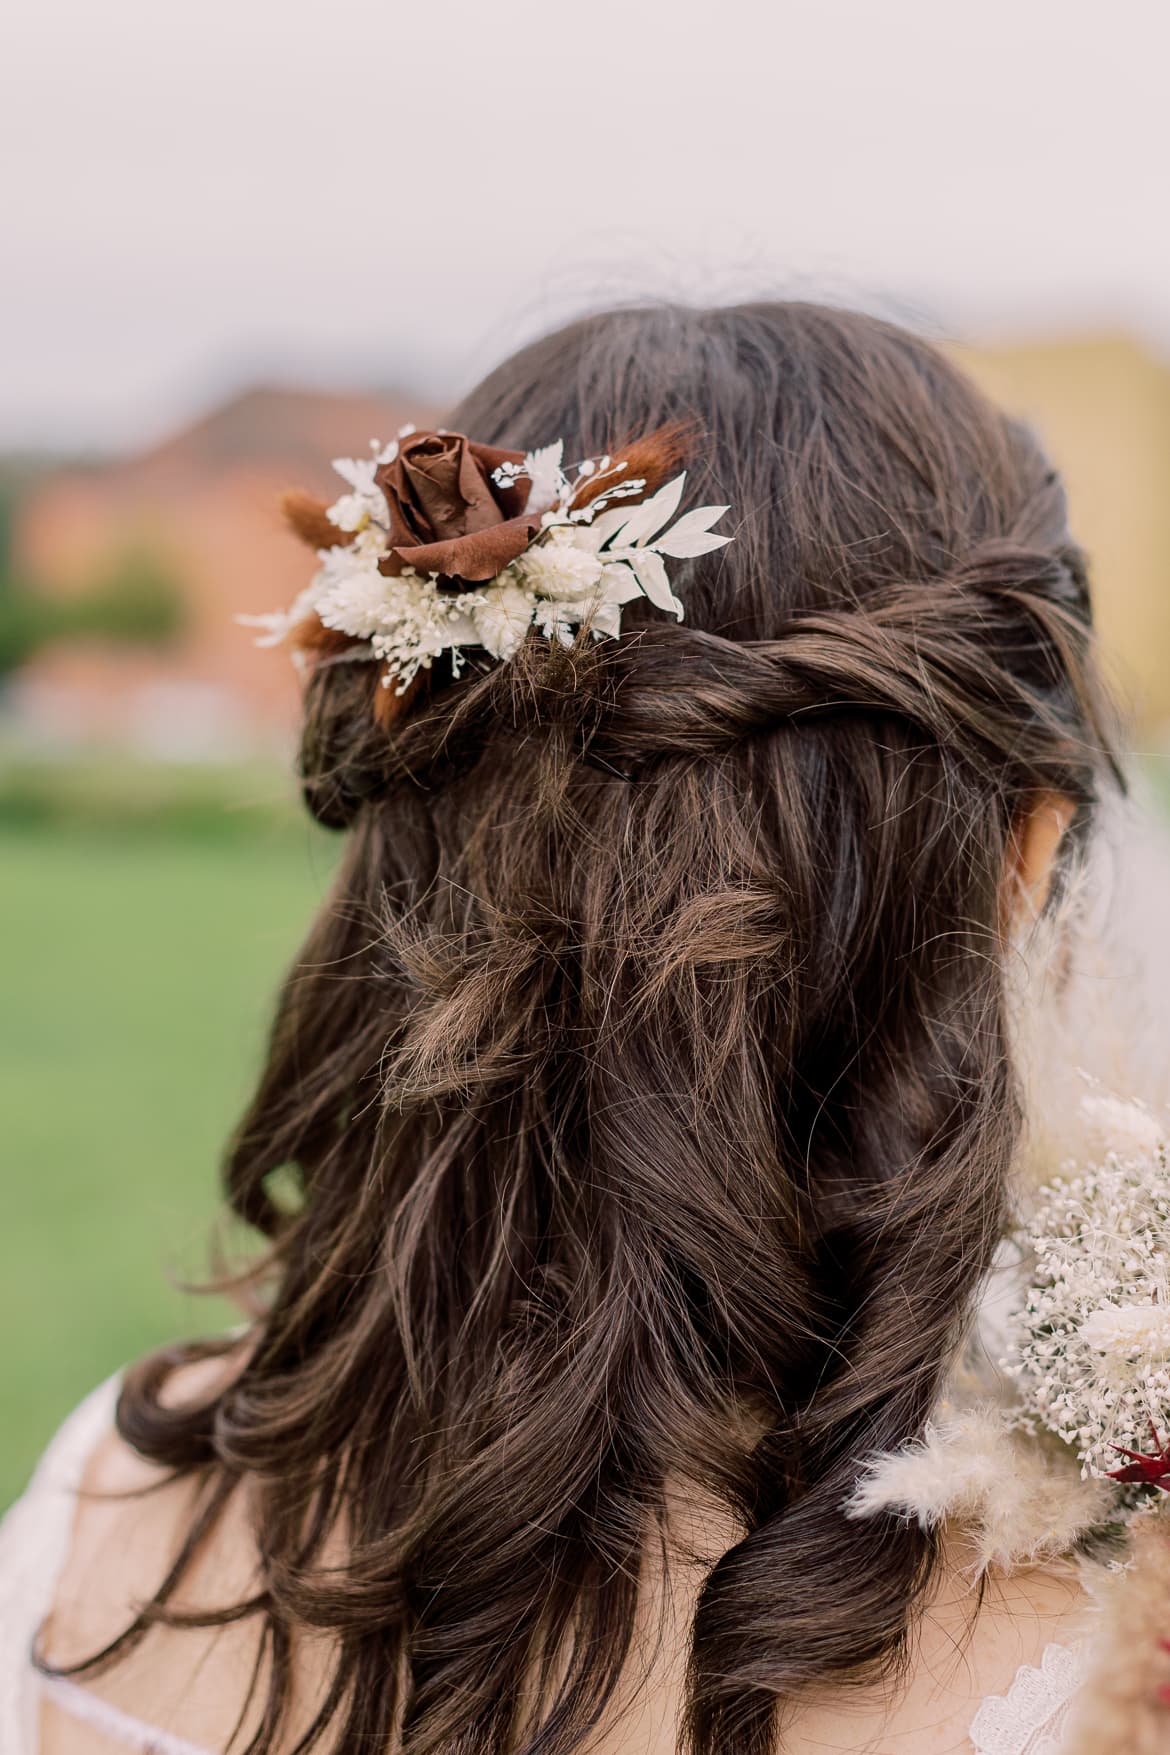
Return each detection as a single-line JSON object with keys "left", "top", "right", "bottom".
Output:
{"left": 1, "top": 0, "right": 1166, "bottom": 453}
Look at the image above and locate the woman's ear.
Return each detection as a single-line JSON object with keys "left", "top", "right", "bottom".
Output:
{"left": 1005, "top": 791, "right": 1077, "bottom": 927}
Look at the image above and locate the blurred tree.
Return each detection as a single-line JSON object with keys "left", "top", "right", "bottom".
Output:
{"left": 61, "top": 550, "right": 185, "bottom": 645}
{"left": 0, "top": 477, "right": 184, "bottom": 683}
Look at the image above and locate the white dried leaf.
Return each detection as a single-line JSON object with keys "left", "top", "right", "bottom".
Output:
{"left": 608, "top": 471, "right": 687, "bottom": 548}
{"left": 588, "top": 599, "right": 624, "bottom": 640}
{"left": 331, "top": 456, "right": 378, "bottom": 496}
{"left": 584, "top": 505, "right": 641, "bottom": 548}
{"left": 655, "top": 529, "right": 733, "bottom": 560}
{"left": 598, "top": 564, "right": 645, "bottom": 606}
{"left": 236, "top": 610, "right": 298, "bottom": 648}
{"left": 653, "top": 504, "right": 733, "bottom": 558}
{"left": 236, "top": 583, "right": 320, "bottom": 647}
{"left": 628, "top": 550, "right": 683, "bottom": 618}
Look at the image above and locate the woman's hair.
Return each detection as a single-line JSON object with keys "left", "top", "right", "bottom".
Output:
{"left": 75, "top": 302, "right": 1118, "bottom": 1754}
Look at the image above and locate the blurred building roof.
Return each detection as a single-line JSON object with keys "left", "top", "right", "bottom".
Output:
{"left": 9, "top": 383, "right": 433, "bottom": 756}
{"left": 142, "top": 385, "right": 419, "bottom": 477}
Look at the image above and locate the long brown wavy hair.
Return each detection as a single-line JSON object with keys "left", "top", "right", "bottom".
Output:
{"left": 66, "top": 302, "right": 1119, "bottom": 1753}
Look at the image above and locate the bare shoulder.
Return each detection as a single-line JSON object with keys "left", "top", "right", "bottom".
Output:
{"left": 35, "top": 1340, "right": 294, "bottom": 1754}
{"left": 781, "top": 1543, "right": 1094, "bottom": 1755}
{"left": 43, "top": 1340, "right": 255, "bottom": 1668}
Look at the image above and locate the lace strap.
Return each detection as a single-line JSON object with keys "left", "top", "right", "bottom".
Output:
{"left": 968, "top": 1640, "right": 1085, "bottom": 1754}
{"left": 0, "top": 1375, "right": 122, "bottom": 1755}
{"left": 41, "top": 1675, "right": 214, "bottom": 1755}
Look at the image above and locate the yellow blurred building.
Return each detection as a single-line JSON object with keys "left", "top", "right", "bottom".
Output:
{"left": 958, "top": 335, "right": 1170, "bottom": 744}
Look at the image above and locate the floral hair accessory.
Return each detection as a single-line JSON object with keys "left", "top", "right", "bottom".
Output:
{"left": 239, "top": 424, "right": 733, "bottom": 712}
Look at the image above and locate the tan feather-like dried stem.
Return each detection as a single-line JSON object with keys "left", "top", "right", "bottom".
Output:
{"left": 289, "top": 615, "right": 357, "bottom": 661}
{"left": 286, "top": 618, "right": 419, "bottom": 730}
{"left": 570, "top": 422, "right": 698, "bottom": 513}
{"left": 280, "top": 488, "right": 355, "bottom": 552}
{"left": 372, "top": 666, "right": 426, "bottom": 730}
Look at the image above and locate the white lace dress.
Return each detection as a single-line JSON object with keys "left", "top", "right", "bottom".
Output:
{"left": 0, "top": 1385, "right": 1087, "bottom": 1754}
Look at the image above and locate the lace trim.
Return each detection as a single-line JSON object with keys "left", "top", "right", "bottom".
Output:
{"left": 968, "top": 1640, "right": 1085, "bottom": 1754}
{"left": 0, "top": 1376, "right": 122, "bottom": 1755}
{"left": 41, "top": 1676, "right": 214, "bottom": 1755}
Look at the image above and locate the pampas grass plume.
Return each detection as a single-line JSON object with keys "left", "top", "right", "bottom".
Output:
{"left": 847, "top": 1406, "right": 1111, "bottom": 1574}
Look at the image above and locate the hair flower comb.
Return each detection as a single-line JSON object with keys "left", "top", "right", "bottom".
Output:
{"left": 239, "top": 426, "right": 733, "bottom": 702}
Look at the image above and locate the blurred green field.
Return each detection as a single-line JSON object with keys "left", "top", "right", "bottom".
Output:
{"left": 0, "top": 809, "right": 340, "bottom": 1508}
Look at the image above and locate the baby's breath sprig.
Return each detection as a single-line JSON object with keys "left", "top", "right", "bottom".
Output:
{"left": 1007, "top": 1094, "right": 1170, "bottom": 1485}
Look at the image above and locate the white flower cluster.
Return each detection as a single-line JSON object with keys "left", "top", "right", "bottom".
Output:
{"left": 239, "top": 432, "right": 733, "bottom": 695}
{"left": 1007, "top": 1093, "right": 1170, "bottom": 1479}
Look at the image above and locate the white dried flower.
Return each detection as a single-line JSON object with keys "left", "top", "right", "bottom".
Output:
{"left": 368, "top": 571, "right": 483, "bottom": 694}
{"left": 314, "top": 546, "right": 392, "bottom": 639}
{"left": 515, "top": 529, "right": 606, "bottom": 603}
{"left": 327, "top": 493, "right": 374, "bottom": 534}
{"left": 1078, "top": 1303, "right": 1170, "bottom": 1363}
{"left": 235, "top": 583, "right": 319, "bottom": 648}
{"left": 519, "top": 440, "right": 568, "bottom": 515}
{"left": 325, "top": 454, "right": 387, "bottom": 535}
{"left": 473, "top": 580, "right": 534, "bottom": 661}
